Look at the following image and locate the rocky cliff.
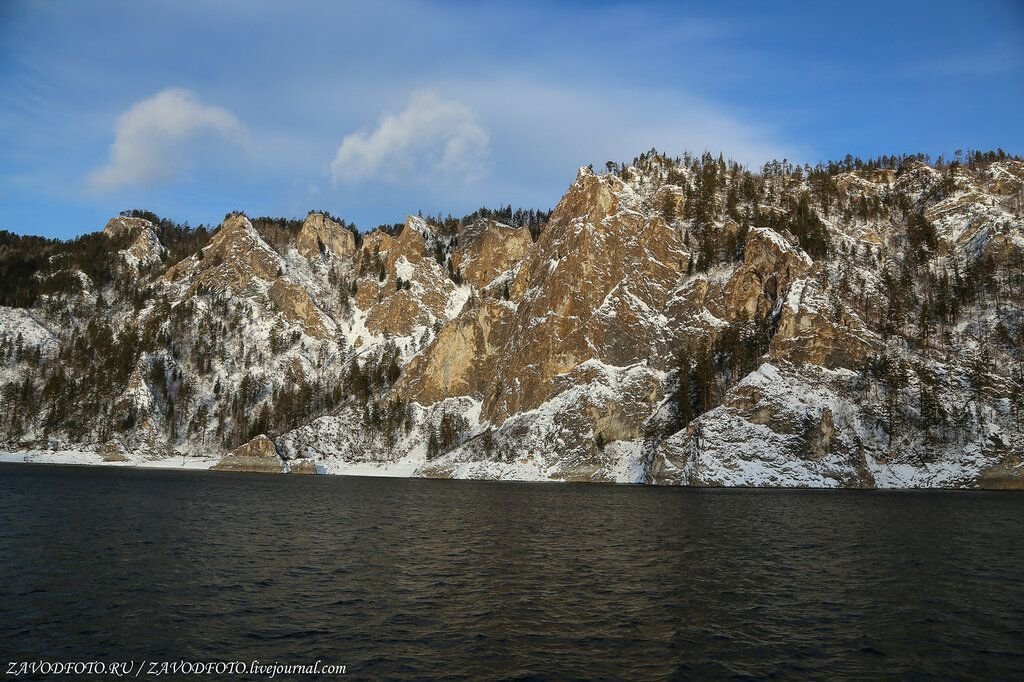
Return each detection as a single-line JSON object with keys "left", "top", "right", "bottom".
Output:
{"left": 2, "top": 149, "right": 1023, "bottom": 487}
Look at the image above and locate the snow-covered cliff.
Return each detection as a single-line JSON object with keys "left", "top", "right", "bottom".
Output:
{"left": 2, "top": 151, "right": 1023, "bottom": 488}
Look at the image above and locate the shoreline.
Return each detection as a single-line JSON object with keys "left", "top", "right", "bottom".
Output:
{"left": 0, "top": 449, "right": 219, "bottom": 471}
{"left": 1, "top": 451, "right": 1021, "bottom": 491}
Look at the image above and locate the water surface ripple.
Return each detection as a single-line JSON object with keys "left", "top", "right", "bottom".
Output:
{"left": 1, "top": 464, "right": 1022, "bottom": 678}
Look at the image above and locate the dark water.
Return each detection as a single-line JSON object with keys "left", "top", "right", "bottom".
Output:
{"left": 1, "top": 465, "right": 1023, "bottom": 680}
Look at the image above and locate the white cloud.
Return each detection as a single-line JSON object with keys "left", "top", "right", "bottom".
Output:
{"left": 331, "top": 90, "right": 489, "bottom": 185}
{"left": 88, "top": 88, "right": 245, "bottom": 191}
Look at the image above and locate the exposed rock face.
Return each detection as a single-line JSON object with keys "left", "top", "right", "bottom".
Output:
{"left": 649, "top": 362, "right": 876, "bottom": 488}
{"left": 103, "top": 216, "right": 166, "bottom": 269}
{"left": 296, "top": 212, "right": 356, "bottom": 261}
{"left": 481, "top": 167, "right": 686, "bottom": 420}
{"left": 349, "top": 216, "right": 459, "bottom": 342}
{"left": 396, "top": 298, "right": 514, "bottom": 404}
{"left": 977, "top": 454, "right": 1024, "bottom": 490}
{"left": 164, "top": 214, "right": 282, "bottom": 292}
{"left": 985, "top": 160, "right": 1024, "bottom": 196}
{"left": 99, "top": 441, "right": 129, "bottom": 462}
{"left": 213, "top": 435, "right": 285, "bottom": 473}
{"left": 102, "top": 216, "right": 152, "bottom": 243}
{"left": 269, "top": 277, "right": 332, "bottom": 340}
{"left": 397, "top": 166, "right": 690, "bottom": 439}
{"left": 724, "top": 228, "right": 811, "bottom": 319}
{"left": 450, "top": 220, "right": 532, "bottom": 289}
{"left": 771, "top": 278, "right": 876, "bottom": 368}
{"left": 835, "top": 169, "right": 895, "bottom": 196}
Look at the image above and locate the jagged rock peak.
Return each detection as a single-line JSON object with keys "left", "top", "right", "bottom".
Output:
{"left": 296, "top": 211, "right": 356, "bottom": 261}
{"left": 216, "top": 212, "right": 260, "bottom": 241}
{"left": 554, "top": 163, "right": 633, "bottom": 228}
{"left": 348, "top": 213, "right": 461, "bottom": 343}
{"left": 163, "top": 212, "right": 282, "bottom": 289}
{"left": 102, "top": 215, "right": 154, "bottom": 241}
{"left": 102, "top": 215, "right": 165, "bottom": 267}
{"left": 397, "top": 215, "right": 430, "bottom": 247}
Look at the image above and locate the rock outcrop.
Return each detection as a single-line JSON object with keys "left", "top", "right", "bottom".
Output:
{"left": 348, "top": 216, "right": 460, "bottom": 343}
{"left": 450, "top": 220, "right": 532, "bottom": 289}
{"left": 164, "top": 213, "right": 283, "bottom": 293}
{"left": 296, "top": 211, "right": 356, "bottom": 261}
{"left": 480, "top": 167, "right": 686, "bottom": 421}
{"left": 103, "top": 216, "right": 166, "bottom": 269}
{"left": 770, "top": 278, "right": 876, "bottom": 368}
{"left": 269, "top": 277, "right": 332, "bottom": 340}
{"left": 213, "top": 435, "right": 285, "bottom": 473}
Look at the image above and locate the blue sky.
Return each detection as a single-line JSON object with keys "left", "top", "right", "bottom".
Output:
{"left": 1, "top": 0, "right": 1022, "bottom": 239}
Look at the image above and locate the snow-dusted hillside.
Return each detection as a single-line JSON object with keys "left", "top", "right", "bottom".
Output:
{"left": 2, "top": 150, "right": 1024, "bottom": 488}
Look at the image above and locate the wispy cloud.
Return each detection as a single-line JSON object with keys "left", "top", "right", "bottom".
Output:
{"left": 331, "top": 91, "right": 490, "bottom": 186}
{"left": 449, "top": 76, "right": 800, "bottom": 172}
{"left": 88, "top": 88, "right": 245, "bottom": 191}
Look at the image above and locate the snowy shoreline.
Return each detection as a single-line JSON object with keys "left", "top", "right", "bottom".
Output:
{"left": 1, "top": 449, "right": 1020, "bottom": 490}
{"left": 0, "top": 449, "right": 219, "bottom": 471}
